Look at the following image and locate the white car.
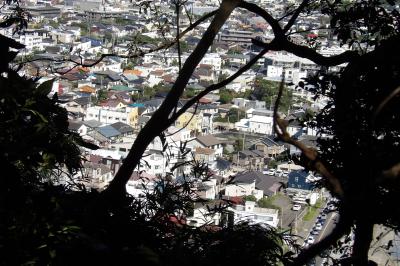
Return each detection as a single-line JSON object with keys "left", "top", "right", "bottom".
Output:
{"left": 307, "top": 236, "right": 315, "bottom": 244}
{"left": 292, "top": 204, "right": 301, "bottom": 211}
{"left": 282, "top": 170, "right": 289, "bottom": 177}
{"left": 275, "top": 169, "right": 283, "bottom": 177}
{"left": 315, "top": 223, "right": 323, "bottom": 230}
{"left": 266, "top": 169, "right": 276, "bottom": 176}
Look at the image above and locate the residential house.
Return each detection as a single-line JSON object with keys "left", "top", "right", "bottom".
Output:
{"left": 228, "top": 201, "right": 279, "bottom": 228}
{"left": 287, "top": 170, "right": 317, "bottom": 194}
{"left": 85, "top": 106, "right": 137, "bottom": 126}
{"left": 189, "top": 135, "right": 224, "bottom": 157}
{"left": 251, "top": 136, "right": 286, "bottom": 158}
{"left": 175, "top": 110, "right": 202, "bottom": 135}
{"left": 235, "top": 115, "right": 273, "bottom": 135}
{"left": 109, "top": 136, "right": 136, "bottom": 157}
{"left": 64, "top": 97, "right": 91, "bottom": 117}
{"left": 194, "top": 147, "right": 216, "bottom": 167}
{"left": 68, "top": 120, "right": 88, "bottom": 136}
{"left": 233, "top": 98, "right": 266, "bottom": 110}
{"left": 186, "top": 200, "right": 224, "bottom": 227}
{"left": 110, "top": 121, "right": 134, "bottom": 136}
{"left": 230, "top": 171, "right": 284, "bottom": 197}
{"left": 126, "top": 171, "right": 158, "bottom": 198}
{"left": 89, "top": 149, "right": 123, "bottom": 174}
{"left": 234, "top": 149, "right": 264, "bottom": 170}
{"left": 81, "top": 162, "right": 113, "bottom": 190}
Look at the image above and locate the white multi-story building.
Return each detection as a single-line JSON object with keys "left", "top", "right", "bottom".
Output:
{"left": 85, "top": 106, "right": 134, "bottom": 125}
{"left": 229, "top": 201, "right": 279, "bottom": 228}
{"left": 224, "top": 180, "right": 264, "bottom": 200}
{"left": 235, "top": 115, "right": 273, "bottom": 135}
{"left": 19, "top": 35, "right": 44, "bottom": 51}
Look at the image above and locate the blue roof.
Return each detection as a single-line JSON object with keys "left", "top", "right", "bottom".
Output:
{"left": 96, "top": 125, "right": 121, "bottom": 138}
{"left": 128, "top": 103, "right": 145, "bottom": 108}
{"left": 287, "top": 170, "right": 314, "bottom": 191}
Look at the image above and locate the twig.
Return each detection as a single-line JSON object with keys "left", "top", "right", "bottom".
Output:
{"left": 273, "top": 76, "right": 344, "bottom": 198}
{"left": 371, "top": 86, "right": 400, "bottom": 127}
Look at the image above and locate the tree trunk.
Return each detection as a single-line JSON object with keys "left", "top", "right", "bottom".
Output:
{"left": 103, "top": 0, "right": 241, "bottom": 202}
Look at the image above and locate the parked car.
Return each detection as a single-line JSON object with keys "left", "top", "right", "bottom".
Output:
{"left": 292, "top": 204, "right": 301, "bottom": 211}
{"left": 320, "top": 213, "right": 327, "bottom": 220}
{"left": 262, "top": 167, "right": 269, "bottom": 175}
{"left": 327, "top": 203, "right": 336, "bottom": 211}
{"left": 310, "top": 229, "right": 319, "bottom": 235}
{"left": 315, "top": 223, "right": 323, "bottom": 230}
{"left": 266, "top": 169, "right": 276, "bottom": 176}
{"left": 307, "top": 236, "right": 315, "bottom": 244}
{"left": 282, "top": 170, "right": 289, "bottom": 177}
{"left": 275, "top": 169, "right": 283, "bottom": 177}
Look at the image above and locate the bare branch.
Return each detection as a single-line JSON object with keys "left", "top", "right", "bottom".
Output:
{"left": 283, "top": 0, "right": 309, "bottom": 33}
{"left": 103, "top": 0, "right": 241, "bottom": 201}
{"left": 253, "top": 38, "right": 358, "bottom": 67}
{"left": 169, "top": 42, "right": 274, "bottom": 123}
{"left": 272, "top": 75, "right": 345, "bottom": 197}
{"left": 371, "top": 85, "right": 400, "bottom": 127}
{"left": 239, "top": 1, "right": 284, "bottom": 39}
{"left": 17, "top": 9, "right": 218, "bottom": 72}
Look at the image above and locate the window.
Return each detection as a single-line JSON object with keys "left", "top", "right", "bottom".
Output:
{"left": 295, "top": 177, "right": 299, "bottom": 182}
{"left": 119, "top": 148, "right": 126, "bottom": 152}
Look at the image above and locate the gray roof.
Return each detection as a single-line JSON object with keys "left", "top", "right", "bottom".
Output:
{"left": 68, "top": 120, "right": 83, "bottom": 131}
{"left": 83, "top": 120, "right": 102, "bottom": 128}
{"left": 96, "top": 125, "right": 121, "bottom": 138}
{"left": 94, "top": 70, "right": 121, "bottom": 81}
{"left": 239, "top": 149, "right": 263, "bottom": 158}
{"left": 196, "top": 135, "right": 223, "bottom": 147}
{"left": 110, "top": 122, "right": 134, "bottom": 134}
{"left": 234, "top": 171, "right": 283, "bottom": 196}
{"left": 73, "top": 97, "right": 91, "bottom": 106}
{"left": 143, "top": 98, "right": 164, "bottom": 108}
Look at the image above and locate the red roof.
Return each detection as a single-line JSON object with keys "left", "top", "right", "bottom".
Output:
{"left": 199, "top": 97, "right": 212, "bottom": 104}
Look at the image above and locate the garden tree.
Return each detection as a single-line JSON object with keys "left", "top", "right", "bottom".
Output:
{"left": 242, "top": 195, "right": 257, "bottom": 202}
{"left": 253, "top": 78, "right": 293, "bottom": 113}
{"left": 219, "top": 89, "right": 234, "bottom": 104}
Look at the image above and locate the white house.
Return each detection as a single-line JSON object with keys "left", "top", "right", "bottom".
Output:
{"left": 229, "top": 201, "right": 279, "bottom": 228}
{"left": 186, "top": 202, "right": 222, "bottom": 227}
{"left": 235, "top": 115, "right": 273, "bottom": 135}
{"left": 85, "top": 106, "right": 134, "bottom": 125}
{"left": 189, "top": 135, "right": 224, "bottom": 157}
{"left": 224, "top": 180, "right": 264, "bottom": 200}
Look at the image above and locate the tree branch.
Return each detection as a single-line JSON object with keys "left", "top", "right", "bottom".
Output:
{"left": 239, "top": 1, "right": 284, "bottom": 39}
{"left": 169, "top": 42, "right": 274, "bottom": 123}
{"left": 272, "top": 75, "right": 345, "bottom": 197}
{"left": 282, "top": 0, "right": 309, "bottom": 33}
{"left": 253, "top": 38, "right": 358, "bottom": 67}
{"left": 18, "top": 9, "right": 218, "bottom": 72}
{"left": 103, "top": 0, "right": 241, "bottom": 202}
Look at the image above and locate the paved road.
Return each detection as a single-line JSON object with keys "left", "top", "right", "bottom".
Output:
{"left": 314, "top": 212, "right": 338, "bottom": 265}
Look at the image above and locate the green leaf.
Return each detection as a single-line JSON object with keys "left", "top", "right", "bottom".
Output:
{"left": 36, "top": 79, "right": 54, "bottom": 96}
